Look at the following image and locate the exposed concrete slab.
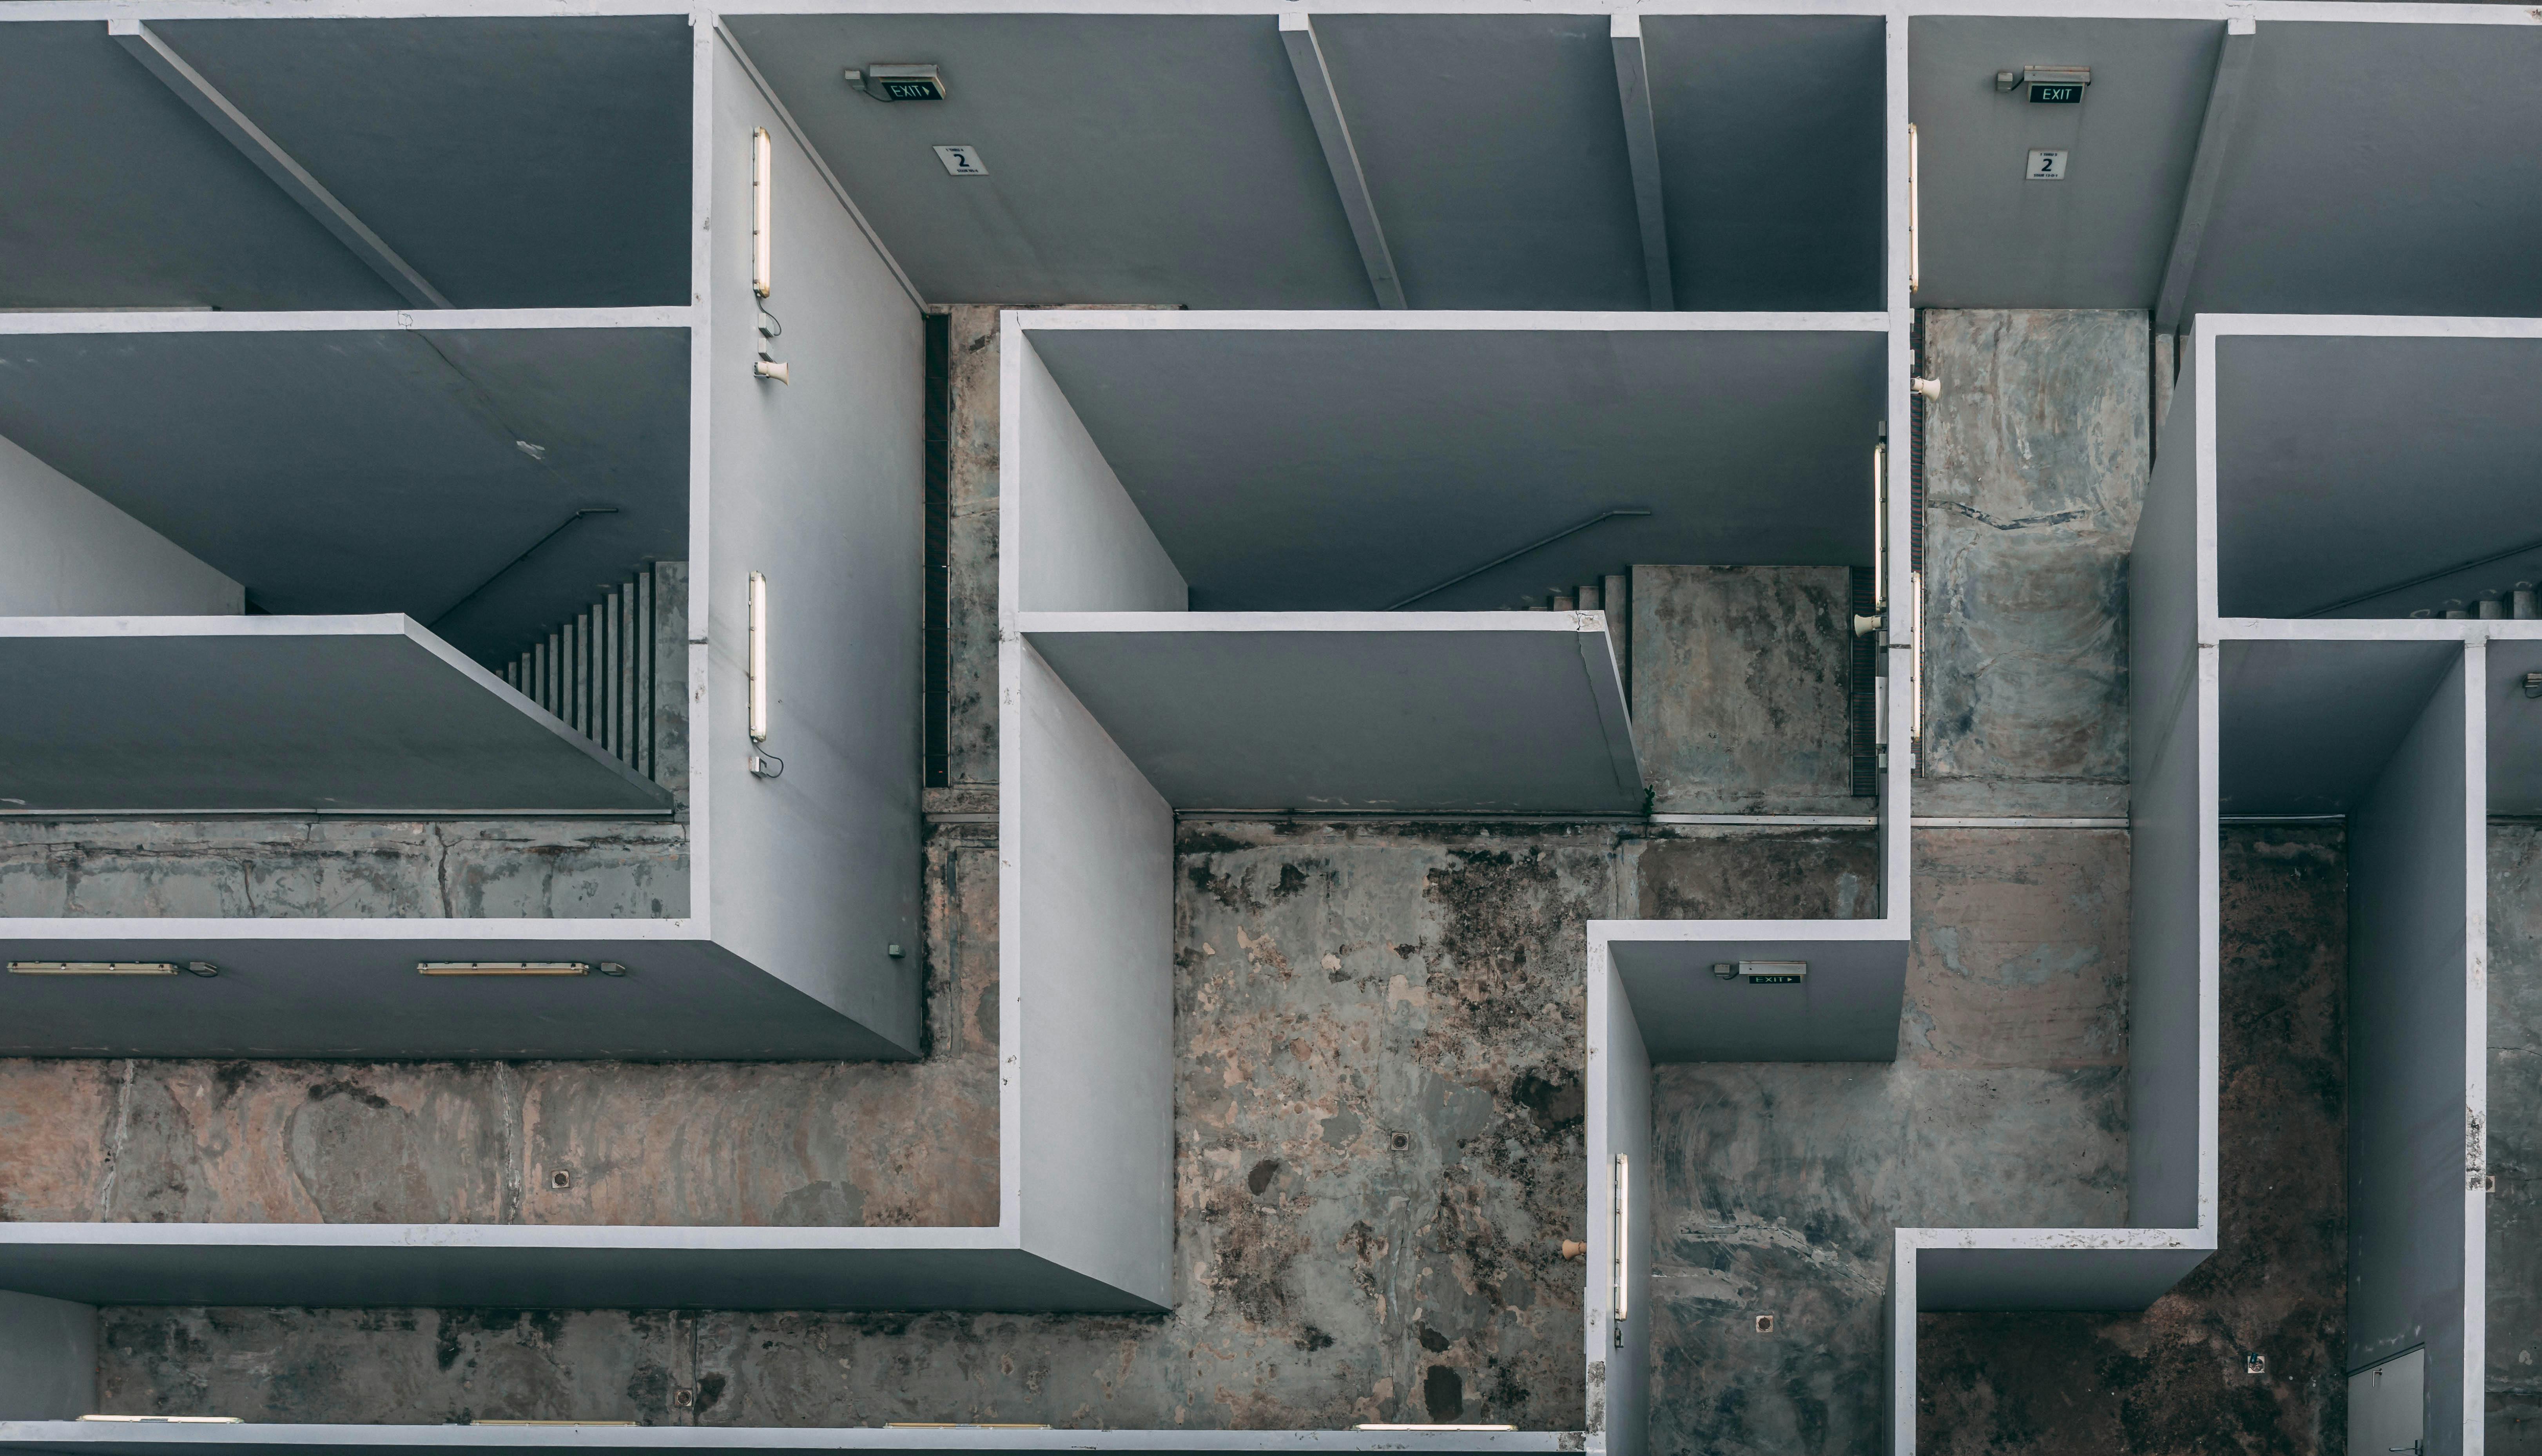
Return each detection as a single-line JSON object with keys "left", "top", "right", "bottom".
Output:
{"left": 1633, "top": 826, "right": 1878, "bottom": 924}
{"left": 1920, "top": 311, "right": 2147, "bottom": 804}
{"left": 944, "top": 306, "right": 1004, "bottom": 791}
{"left": 1629, "top": 567, "right": 1856, "bottom": 816}
{"left": 0, "top": 1427, "right": 1572, "bottom": 1456}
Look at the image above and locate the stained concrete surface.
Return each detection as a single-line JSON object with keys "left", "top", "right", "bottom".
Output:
{"left": 0, "top": 818, "right": 689, "bottom": 919}
{"left": 943, "top": 306, "right": 1002, "bottom": 792}
{"left": 1915, "top": 827, "right": 2348, "bottom": 1456}
{"left": 1632, "top": 567, "right": 1858, "bottom": 816}
{"left": 88, "top": 819, "right": 1619, "bottom": 1427}
{"left": 1918, "top": 311, "right": 2147, "bottom": 819}
{"left": 1645, "top": 829, "right": 2130, "bottom": 1456}
{"left": 1634, "top": 826, "right": 1878, "bottom": 923}
{"left": 2490, "top": 824, "right": 2542, "bottom": 1456}
{"left": 0, "top": 826, "right": 997, "bottom": 1229}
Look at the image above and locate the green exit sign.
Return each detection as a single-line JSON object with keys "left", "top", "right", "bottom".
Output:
{"left": 2029, "top": 81, "right": 2084, "bottom": 103}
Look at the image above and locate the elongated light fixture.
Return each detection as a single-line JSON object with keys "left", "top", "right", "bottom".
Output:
{"left": 1873, "top": 438, "right": 1889, "bottom": 611}
{"left": 748, "top": 571, "right": 771, "bottom": 743}
{"left": 10, "top": 961, "right": 177, "bottom": 976}
{"left": 752, "top": 128, "right": 774, "bottom": 299}
{"left": 416, "top": 962, "right": 590, "bottom": 977}
{"left": 1612, "top": 1151, "right": 1630, "bottom": 1337}
{"left": 1906, "top": 123, "right": 1920, "bottom": 294}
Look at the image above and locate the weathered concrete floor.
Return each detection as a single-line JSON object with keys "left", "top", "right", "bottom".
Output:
{"left": 1645, "top": 828, "right": 2129, "bottom": 1456}
{"left": 2491, "top": 824, "right": 2542, "bottom": 1456}
{"left": 1912, "top": 827, "right": 2348, "bottom": 1456}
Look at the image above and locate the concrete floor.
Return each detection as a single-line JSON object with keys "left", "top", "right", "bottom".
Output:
{"left": 16, "top": 309, "right": 2509, "bottom": 1451}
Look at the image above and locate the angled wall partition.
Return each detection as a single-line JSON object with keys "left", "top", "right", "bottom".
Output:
{"left": 1885, "top": 316, "right": 2535, "bottom": 1456}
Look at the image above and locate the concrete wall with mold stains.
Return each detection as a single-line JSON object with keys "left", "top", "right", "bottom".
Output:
{"left": 1630, "top": 566, "right": 1858, "bottom": 815}
{"left": 1918, "top": 311, "right": 2147, "bottom": 818}
{"left": 2490, "top": 824, "right": 2542, "bottom": 1456}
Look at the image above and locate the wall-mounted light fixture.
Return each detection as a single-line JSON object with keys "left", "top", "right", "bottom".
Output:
{"left": 10, "top": 961, "right": 179, "bottom": 976}
{"left": 416, "top": 962, "right": 590, "bottom": 976}
{"left": 1611, "top": 1152, "right": 1630, "bottom": 1345}
{"left": 749, "top": 571, "right": 784, "bottom": 779}
{"left": 1906, "top": 123, "right": 1919, "bottom": 294}
{"left": 751, "top": 128, "right": 773, "bottom": 299}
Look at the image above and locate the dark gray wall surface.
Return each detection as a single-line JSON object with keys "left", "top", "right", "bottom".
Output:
{"left": 1905, "top": 17, "right": 2222, "bottom": 310}
{"left": 0, "top": 16, "right": 689, "bottom": 311}
{"left": 728, "top": 13, "right": 1882, "bottom": 311}
{"left": 2219, "top": 636, "right": 2461, "bottom": 816}
{"left": 0, "top": 22, "right": 403, "bottom": 312}
{"left": 2216, "top": 333, "right": 2542, "bottom": 620}
{"left": 1614, "top": 936, "right": 1907, "bottom": 1063}
{"left": 150, "top": 17, "right": 691, "bottom": 310}
{"left": 2347, "top": 653, "right": 2476, "bottom": 1454}
{"left": 0, "top": 326, "right": 689, "bottom": 665}
{"left": 1641, "top": 15, "right": 1884, "bottom": 312}
{"left": 722, "top": 15, "right": 1369, "bottom": 308}
{"left": 1307, "top": 14, "right": 1647, "bottom": 312}
{"left": 1910, "top": 17, "right": 2542, "bottom": 317}
{"left": 0, "top": 623, "right": 666, "bottom": 814}
{"left": 1029, "top": 325, "right": 1886, "bottom": 611}
{"left": 1026, "top": 624, "right": 1639, "bottom": 813}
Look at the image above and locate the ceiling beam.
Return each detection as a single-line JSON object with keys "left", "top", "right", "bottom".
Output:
{"left": 110, "top": 18, "right": 451, "bottom": 310}
{"left": 2152, "top": 17, "right": 2257, "bottom": 336}
{"left": 1278, "top": 13, "right": 1407, "bottom": 310}
{"left": 1610, "top": 13, "right": 1674, "bottom": 312}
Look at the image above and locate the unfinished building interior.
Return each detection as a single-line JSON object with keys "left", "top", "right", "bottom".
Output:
{"left": 0, "top": 4, "right": 2536, "bottom": 1456}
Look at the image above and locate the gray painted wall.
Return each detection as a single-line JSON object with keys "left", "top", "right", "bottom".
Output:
{"left": 1006, "top": 643, "right": 1174, "bottom": 1307}
{"left": 700, "top": 34, "right": 923, "bottom": 1055}
{"left": 0, "top": 1291, "right": 93, "bottom": 1420}
{"left": 2125, "top": 336, "right": 2210, "bottom": 1235}
{"left": 1008, "top": 327, "right": 1185, "bottom": 615}
{"left": 0, "top": 431, "right": 238, "bottom": 617}
{"left": 2348, "top": 649, "right": 2481, "bottom": 1456}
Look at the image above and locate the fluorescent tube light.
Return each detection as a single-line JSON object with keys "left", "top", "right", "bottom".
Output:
{"left": 9, "top": 961, "right": 178, "bottom": 976}
{"left": 1354, "top": 1427, "right": 1518, "bottom": 1433}
{"left": 415, "top": 962, "right": 591, "bottom": 977}
{"left": 752, "top": 128, "right": 773, "bottom": 299}
{"left": 749, "top": 570, "right": 771, "bottom": 743}
{"left": 1612, "top": 1151, "right": 1630, "bottom": 1331}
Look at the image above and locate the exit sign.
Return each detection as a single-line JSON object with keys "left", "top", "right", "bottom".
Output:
{"left": 2029, "top": 80, "right": 2084, "bottom": 103}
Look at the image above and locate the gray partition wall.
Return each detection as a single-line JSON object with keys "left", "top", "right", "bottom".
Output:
{"left": 1883, "top": 316, "right": 2530, "bottom": 1456}
{"left": 0, "top": 15, "right": 920, "bottom": 1065}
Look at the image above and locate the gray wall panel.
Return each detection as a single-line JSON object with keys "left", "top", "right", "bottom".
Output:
{"left": 1007, "top": 645, "right": 1175, "bottom": 1311}
{"left": 2126, "top": 345, "right": 2212, "bottom": 1234}
{"left": 0, "top": 1292, "right": 92, "bottom": 1421}
{"left": 2347, "top": 648, "right": 2481, "bottom": 1456}
{"left": 1586, "top": 953, "right": 1651, "bottom": 1456}
{"left": 701, "top": 36, "right": 923, "bottom": 1057}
